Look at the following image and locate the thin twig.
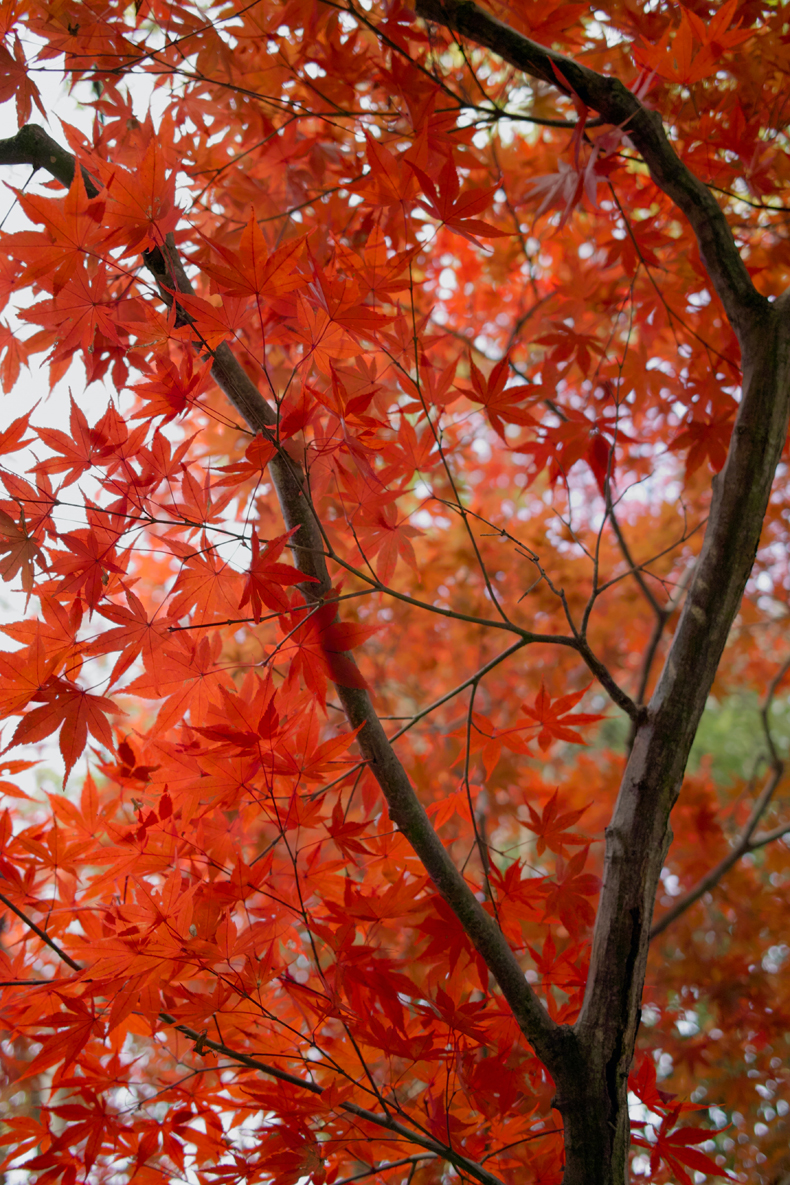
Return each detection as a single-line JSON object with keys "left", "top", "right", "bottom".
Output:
{"left": 0, "top": 891, "right": 506, "bottom": 1185}
{"left": 0, "top": 889, "right": 82, "bottom": 972}
{"left": 651, "top": 656, "right": 790, "bottom": 938}
{"left": 331, "top": 1155, "right": 436, "bottom": 1185}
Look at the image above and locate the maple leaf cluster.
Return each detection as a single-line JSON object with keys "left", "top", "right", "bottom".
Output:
{"left": 0, "top": 0, "right": 788, "bottom": 1182}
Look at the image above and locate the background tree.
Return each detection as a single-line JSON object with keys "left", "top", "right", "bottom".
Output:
{"left": 0, "top": 0, "right": 789, "bottom": 1182}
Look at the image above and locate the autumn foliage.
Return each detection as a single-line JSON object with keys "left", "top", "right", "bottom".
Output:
{"left": 0, "top": 0, "right": 790, "bottom": 1182}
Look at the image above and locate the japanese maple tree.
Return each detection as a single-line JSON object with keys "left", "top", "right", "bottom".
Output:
{"left": 1, "top": 0, "right": 790, "bottom": 1182}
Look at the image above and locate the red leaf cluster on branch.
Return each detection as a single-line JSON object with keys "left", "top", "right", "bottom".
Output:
{"left": 0, "top": 0, "right": 789, "bottom": 1182}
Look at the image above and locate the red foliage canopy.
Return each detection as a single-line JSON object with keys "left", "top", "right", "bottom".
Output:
{"left": 0, "top": 0, "right": 789, "bottom": 1181}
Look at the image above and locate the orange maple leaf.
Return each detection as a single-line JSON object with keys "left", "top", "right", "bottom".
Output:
{"left": 123, "top": 633, "right": 234, "bottom": 731}
{"left": 291, "top": 295, "right": 360, "bottom": 376}
{"left": 0, "top": 33, "right": 46, "bottom": 125}
{"left": 89, "top": 589, "right": 181, "bottom": 691}
{"left": 632, "top": 0, "right": 751, "bottom": 86}
{"left": 19, "top": 267, "right": 123, "bottom": 362}
{"left": 351, "top": 132, "right": 420, "bottom": 208}
{"left": 171, "top": 290, "right": 253, "bottom": 350}
{"left": 0, "top": 506, "right": 45, "bottom": 595}
{"left": 449, "top": 710, "right": 534, "bottom": 779}
{"left": 0, "top": 322, "right": 29, "bottom": 392}
{"left": 240, "top": 529, "right": 318, "bottom": 624}
{"left": 15, "top": 166, "right": 106, "bottom": 293}
{"left": 100, "top": 139, "right": 180, "bottom": 254}
{"left": 201, "top": 211, "right": 306, "bottom": 300}
{"left": 283, "top": 602, "right": 378, "bottom": 703}
{"left": 167, "top": 544, "right": 244, "bottom": 626}
{"left": 130, "top": 354, "right": 213, "bottom": 423}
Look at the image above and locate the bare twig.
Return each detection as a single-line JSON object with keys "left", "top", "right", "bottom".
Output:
{"left": 606, "top": 497, "right": 667, "bottom": 623}
{"left": 331, "top": 1156, "right": 437, "bottom": 1185}
{"left": 0, "top": 889, "right": 82, "bottom": 972}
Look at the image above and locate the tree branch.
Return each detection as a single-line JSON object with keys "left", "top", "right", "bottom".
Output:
{"left": 413, "top": 0, "right": 764, "bottom": 336}
{"left": 0, "top": 888, "right": 82, "bottom": 971}
{"left": 161, "top": 1016, "right": 506, "bottom": 1185}
{"left": 651, "top": 656, "right": 790, "bottom": 937}
{"left": 606, "top": 498, "right": 667, "bottom": 623}
{"left": 0, "top": 890, "right": 505, "bottom": 1185}
{"left": 0, "top": 123, "right": 560, "bottom": 1065}
{"left": 405, "top": 3, "right": 790, "bottom": 1170}
{"left": 649, "top": 760, "right": 783, "bottom": 938}
{"left": 331, "top": 1157, "right": 436, "bottom": 1185}
{"left": 747, "top": 819, "right": 790, "bottom": 850}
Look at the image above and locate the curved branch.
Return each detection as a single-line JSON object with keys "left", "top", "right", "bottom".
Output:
{"left": 331, "top": 1156, "right": 437, "bottom": 1185}
{"left": 747, "top": 819, "right": 790, "bottom": 851}
{"left": 163, "top": 1017, "right": 506, "bottom": 1185}
{"left": 413, "top": 0, "right": 764, "bottom": 336}
{"left": 0, "top": 888, "right": 81, "bottom": 971}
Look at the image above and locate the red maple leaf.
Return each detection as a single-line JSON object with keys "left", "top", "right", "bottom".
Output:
{"left": 239, "top": 529, "right": 318, "bottom": 624}
{"left": 543, "top": 848, "right": 601, "bottom": 936}
{"left": 521, "top": 407, "right": 629, "bottom": 494}
{"left": 668, "top": 406, "right": 735, "bottom": 476}
{"left": 456, "top": 354, "right": 538, "bottom": 439}
{"left": 632, "top": 1104, "right": 734, "bottom": 1185}
{"left": 0, "top": 410, "right": 34, "bottom": 463}
{"left": 517, "top": 683, "right": 605, "bottom": 752}
{"left": 523, "top": 790, "right": 590, "bottom": 857}
{"left": 9, "top": 676, "right": 126, "bottom": 786}
{"left": 410, "top": 157, "right": 506, "bottom": 245}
